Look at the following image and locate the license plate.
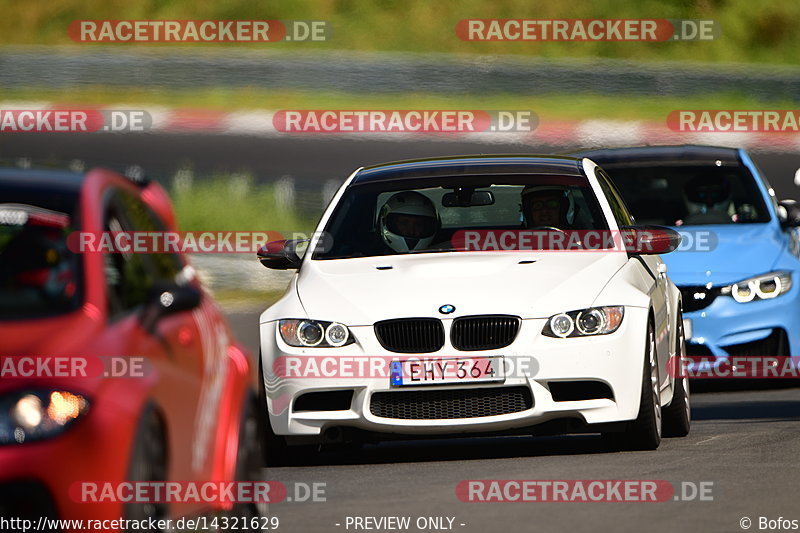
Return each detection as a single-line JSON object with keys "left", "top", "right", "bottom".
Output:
{"left": 390, "top": 356, "right": 505, "bottom": 387}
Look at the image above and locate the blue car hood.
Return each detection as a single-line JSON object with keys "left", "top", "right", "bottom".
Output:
{"left": 663, "top": 224, "right": 785, "bottom": 286}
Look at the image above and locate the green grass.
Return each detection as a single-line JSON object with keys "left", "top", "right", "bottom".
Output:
{"left": 2, "top": 86, "right": 795, "bottom": 122}
{"left": 170, "top": 174, "right": 315, "bottom": 233}
{"left": 169, "top": 177, "right": 307, "bottom": 309}
{"left": 2, "top": 0, "right": 800, "bottom": 64}
{"left": 211, "top": 287, "right": 285, "bottom": 309}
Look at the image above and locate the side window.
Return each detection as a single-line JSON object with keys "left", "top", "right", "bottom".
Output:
{"left": 595, "top": 167, "right": 634, "bottom": 227}
{"left": 103, "top": 196, "right": 151, "bottom": 318}
{"left": 116, "top": 191, "right": 184, "bottom": 282}
{"left": 753, "top": 166, "right": 781, "bottom": 217}
{"left": 103, "top": 189, "right": 186, "bottom": 319}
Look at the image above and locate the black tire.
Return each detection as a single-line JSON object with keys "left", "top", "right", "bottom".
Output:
{"left": 609, "top": 320, "right": 662, "bottom": 451}
{"left": 232, "top": 394, "right": 267, "bottom": 526}
{"left": 662, "top": 312, "right": 691, "bottom": 437}
{"left": 257, "top": 353, "right": 291, "bottom": 467}
{"left": 124, "top": 405, "right": 168, "bottom": 530}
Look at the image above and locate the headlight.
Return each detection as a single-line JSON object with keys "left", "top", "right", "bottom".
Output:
{"left": 720, "top": 271, "right": 792, "bottom": 303}
{"left": 543, "top": 306, "right": 624, "bottom": 338}
{"left": 279, "top": 319, "right": 354, "bottom": 347}
{"left": 1, "top": 390, "right": 90, "bottom": 445}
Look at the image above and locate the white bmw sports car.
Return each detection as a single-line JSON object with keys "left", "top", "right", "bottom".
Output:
{"left": 257, "top": 155, "right": 690, "bottom": 464}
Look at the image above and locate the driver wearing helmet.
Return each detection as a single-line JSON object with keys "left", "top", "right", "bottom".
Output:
{"left": 378, "top": 191, "right": 440, "bottom": 253}
{"left": 521, "top": 185, "right": 575, "bottom": 229}
{"left": 680, "top": 175, "right": 735, "bottom": 225}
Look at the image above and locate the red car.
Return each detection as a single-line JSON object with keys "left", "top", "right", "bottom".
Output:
{"left": 0, "top": 166, "right": 260, "bottom": 528}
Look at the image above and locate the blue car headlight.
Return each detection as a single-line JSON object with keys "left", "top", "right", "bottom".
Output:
{"left": 720, "top": 271, "right": 793, "bottom": 303}
{"left": 0, "top": 390, "right": 90, "bottom": 445}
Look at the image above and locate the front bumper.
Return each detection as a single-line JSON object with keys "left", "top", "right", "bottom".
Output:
{"left": 0, "top": 480, "right": 59, "bottom": 524}
{"left": 0, "top": 378, "right": 146, "bottom": 527}
{"left": 681, "top": 284, "right": 800, "bottom": 373}
{"left": 0, "top": 418, "right": 129, "bottom": 526}
{"left": 259, "top": 309, "right": 650, "bottom": 440}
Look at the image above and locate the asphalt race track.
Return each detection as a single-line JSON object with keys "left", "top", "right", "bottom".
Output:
{"left": 5, "top": 133, "right": 800, "bottom": 533}
{"left": 2, "top": 133, "right": 800, "bottom": 199}
{"left": 225, "top": 309, "right": 800, "bottom": 533}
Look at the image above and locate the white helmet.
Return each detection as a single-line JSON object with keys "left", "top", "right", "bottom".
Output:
{"left": 378, "top": 191, "right": 439, "bottom": 253}
{"left": 682, "top": 175, "right": 734, "bottom": 224}
{"left": 520, "top": 185, "right": 576, "bottom": 226}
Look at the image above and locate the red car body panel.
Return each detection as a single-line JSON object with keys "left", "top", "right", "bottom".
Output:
{"left": 0, "top": 168, "right": 255, "bottom": 528}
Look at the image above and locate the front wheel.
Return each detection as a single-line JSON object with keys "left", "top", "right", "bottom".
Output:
{"left": 606, "top": 320, "right": 662, "bottom": 451}
{"left": 662, "top": 312, "right": 691, "bottom": 437}
{"left": 124, "top": 405, "right": 168, "bottom": 529}
{"left": 233, "top": 394, "right": 268, "bottom": 525}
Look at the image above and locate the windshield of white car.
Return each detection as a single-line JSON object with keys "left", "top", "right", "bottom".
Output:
{"left": 313, "top": 175, "right": 610, "bottom": 260}
{"left": 601, "top": 164, "right": 770, "bottom": 226}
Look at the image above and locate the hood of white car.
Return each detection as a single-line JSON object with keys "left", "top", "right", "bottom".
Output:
{"left": 295, "top": 252, "right": 627, "bottom": 325}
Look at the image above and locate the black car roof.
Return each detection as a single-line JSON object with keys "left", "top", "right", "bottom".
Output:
{"left": 353, "top": 155, "right": 585, "bottom": 184}
{"left": 0, "top": 167, "right": 86, "bottom": 194}
{"left": 572, "top": 145, "right": 742, "bottom": 167}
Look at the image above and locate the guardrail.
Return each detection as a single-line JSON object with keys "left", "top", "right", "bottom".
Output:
{"left": 2, "top": 46, "right": 800, "bottom": 99}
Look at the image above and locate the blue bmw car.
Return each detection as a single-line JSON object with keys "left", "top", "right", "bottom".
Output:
{"left": 575, "top": 145, "right": 800, "bottom": 370}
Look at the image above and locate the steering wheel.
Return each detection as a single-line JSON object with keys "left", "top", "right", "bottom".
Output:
{"left": 529, "top": 226, "right": 567, "bottom": 233}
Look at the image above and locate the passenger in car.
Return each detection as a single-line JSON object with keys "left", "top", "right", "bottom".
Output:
{"left": 521, "top": 185, "right": 574, "bottom": 229}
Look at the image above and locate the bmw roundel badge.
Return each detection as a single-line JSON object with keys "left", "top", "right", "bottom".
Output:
{"left": 439, "top": 304, "right": 456, "bottom": 314}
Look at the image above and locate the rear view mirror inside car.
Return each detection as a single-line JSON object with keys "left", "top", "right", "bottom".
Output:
{"left": 442, "top": 189, "right": 494, "bottom": 207}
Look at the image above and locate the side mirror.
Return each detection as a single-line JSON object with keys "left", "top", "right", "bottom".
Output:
{"left": 621, "top": 225, "right": 682, "bottom": 255}
{"left": 257, "top": 239, "right": 306, "bottom": 270}
{"left": 778, "top": 199, "right": 800, "bottom": 227}
{"left": 140, "top": 284, "right": 202, "bottom": 332}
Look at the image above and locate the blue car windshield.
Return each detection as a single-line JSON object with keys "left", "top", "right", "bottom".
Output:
{"left": 602, "top": 164, "right": 771, "bottom": 226}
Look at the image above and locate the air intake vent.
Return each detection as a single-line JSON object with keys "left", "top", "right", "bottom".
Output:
{"left": 370, "top": 386, "right": 533, "bottom": 420}
{"left": 548, "top": 381, "right": 614, "bottom": 402}
{"left": 451, "top": 315, "right": 520, "bottom": 351}
{"left": 722, "top": 328, "right": 788, "bottom": 358}
{"left": 374, "top": 318, "right": 444, "bottom": 353}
